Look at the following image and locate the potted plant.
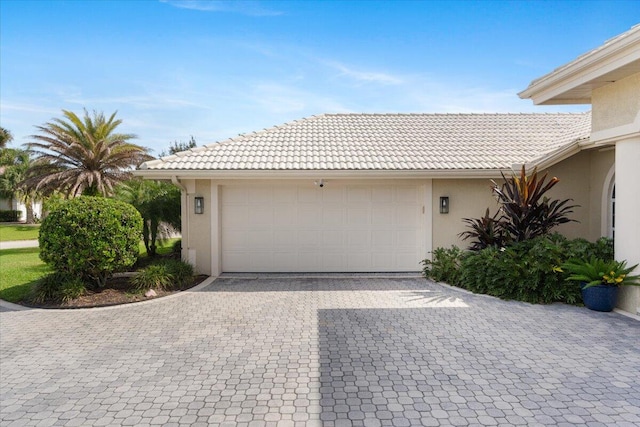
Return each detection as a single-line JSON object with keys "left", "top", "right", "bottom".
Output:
{"left": 561, "top": 257, "right": 640, "bottom": 312}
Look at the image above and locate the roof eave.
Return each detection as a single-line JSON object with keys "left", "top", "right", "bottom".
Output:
{"left": 133, "top": 168, "right": 515, "bottom": 180}
{"left": 518, "top": 25, "right": 640, "bottom": 105}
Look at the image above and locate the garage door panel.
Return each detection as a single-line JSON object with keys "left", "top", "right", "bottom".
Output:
{"left": 372, "top": 206, "right": 394, "bottom": 225}
{"left": 222, "top": 182, "right": 424, "bottom": 272}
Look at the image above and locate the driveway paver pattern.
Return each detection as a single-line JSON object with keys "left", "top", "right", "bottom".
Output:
{"left": 1, "top": 277, "right": 639, "bottom": 426}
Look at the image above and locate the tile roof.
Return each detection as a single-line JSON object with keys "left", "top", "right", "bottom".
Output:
{"left": 140, "top": 112, "right": 591, "bottom": 171}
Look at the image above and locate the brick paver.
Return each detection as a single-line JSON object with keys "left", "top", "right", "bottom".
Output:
{"left": 1, "top": 277, "right": 639, "bottom": 426}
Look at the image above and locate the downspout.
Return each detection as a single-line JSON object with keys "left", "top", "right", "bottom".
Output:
{"left": 171, "top": 176, "right": 189, "bottom": 263}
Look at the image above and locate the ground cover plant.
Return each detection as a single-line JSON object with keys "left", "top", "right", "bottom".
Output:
{"left": 423, "top": 235, "right": 614, "bottom": 304}
{"left": 0, "top": 224, "right": 40, "bottom": 241}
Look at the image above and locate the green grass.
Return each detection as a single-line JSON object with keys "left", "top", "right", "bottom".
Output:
{"left": 0, "top": 238, "right": 180, "bottom": 304}
{"left": 0, "top": 224, "right": 41, "bottom": 242}
{"left": 0, "top": 247, "right": 50, "bottom": 303}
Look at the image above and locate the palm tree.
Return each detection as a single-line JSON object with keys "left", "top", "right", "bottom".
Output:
{"left": 115, "top": 178, "right": 181, "bottom": 256}
{"left": 0, "top": 127, "right": 13, "bottom": 148}
{"left": 23, "top": 109, "right": 152, "bottom": 197}
{"left": 0, "top": 148, "right": 39, "bottom": 223}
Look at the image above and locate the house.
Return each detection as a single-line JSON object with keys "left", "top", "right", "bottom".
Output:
{"left": 136, "top": 25, "right": 638, "bottom": 315}
{"left": 0, "top": 195, "right": 42, "bottom": 223}
{"left": 519, "top": 24, "right": 640, "bottom": 315}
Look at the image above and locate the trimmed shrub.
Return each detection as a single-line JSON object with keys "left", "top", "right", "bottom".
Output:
{"left": 172, "top": 239, "right": 182, "bottom": 256}
{"left": 131, "top": 264, "right": 174, "bottom": 291}
{"left": 39, "top": 197, "right": 142, "bottom": 288}
{"left": 421, "top": 246, "right": 465, "bottom": 285}
{"left": 0, "top": 210, "right": 20, "bottom": 222}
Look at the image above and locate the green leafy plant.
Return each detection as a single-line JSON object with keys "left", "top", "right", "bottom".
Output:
{"left": 39, "top": 197, "right": 142, "bottom": 288}
{"left": 561, "top": 257, "right": 640, "bottom": 289}
{"left": 131, "top": 264, "right": 174, "bottom": 291}
{"left": 162, "top": 259, "right": 194, "bottom": 287}
{"left": 58, "top": 277, "right": 86, "bottom": 303}
{"left": 421, "top": 246, "right": 465, "bottom": 285}
{"left": 31, "top": 272, "right": 85, "bottom": 304}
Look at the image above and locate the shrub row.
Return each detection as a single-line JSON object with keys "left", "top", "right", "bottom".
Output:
{"left": 0, "top": 210, "right": 21, "bottom": 222}
{"left": 422, "top": 234, "right": 614, "bottom": 304}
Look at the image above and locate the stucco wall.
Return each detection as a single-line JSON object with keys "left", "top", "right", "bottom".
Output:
{"left": 431, "top": 179, "right": 497, "bottom": 250}
{"left": 184, "top": 179, "right": 212, "bottom": 275}
{"left": 592, "top": 72, "right": 640, "bottom": 133}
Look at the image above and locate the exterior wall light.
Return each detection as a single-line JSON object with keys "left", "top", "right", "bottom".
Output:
{"left": 194, "top": 196, "right": 204, "bottom": 214}
{"left": 439, "top": 196, "right": 449, "bottom": 214}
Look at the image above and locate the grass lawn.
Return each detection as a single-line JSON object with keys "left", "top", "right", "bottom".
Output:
{"left": 0, "top": 224, "right": 41, "bottom": 242}
{"left": 0, "top": 247, "right": 51, "bottom": 303}
{"left": 0, "top": 238, "right": 180, "bottom": 304}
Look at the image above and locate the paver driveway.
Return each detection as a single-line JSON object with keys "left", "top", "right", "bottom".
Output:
{"left": 1, "top": 276, "right": 639, "bottom": 427}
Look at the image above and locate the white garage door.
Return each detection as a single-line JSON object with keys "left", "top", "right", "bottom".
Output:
{"left": 221, "top": 182, "right": 425, "bottom": 272}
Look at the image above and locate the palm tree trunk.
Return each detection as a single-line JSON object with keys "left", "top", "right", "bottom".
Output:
{"left": 25, "top": 197, "right": 35, "bottom": 224}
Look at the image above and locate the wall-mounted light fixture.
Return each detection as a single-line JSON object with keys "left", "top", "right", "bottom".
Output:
{"left": 314, "top": 179, "right": 325, "bottom": 188}
{"left": 439, "top": 196, "right": 449, "bottom": 214}
{"left": 194, "top": 196, "right": 204, "bottom": 214}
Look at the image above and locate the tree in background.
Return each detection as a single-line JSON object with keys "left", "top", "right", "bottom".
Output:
{"left": 159, "top": 136, "right": 197, "bottom": 157}
{"left": 0, "top": 148, "right": 39, "bottom": 223}
{"left": 0, "top": 127, "right": 13, "bottom": 148}
{"left": 116, "top": 178, "right": 181, "bottom": 257}
{"left": 23, "top": 109, "right": 152, "bottom": 197}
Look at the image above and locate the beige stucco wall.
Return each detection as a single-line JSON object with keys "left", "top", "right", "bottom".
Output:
{"left": 592, "top": 72, "right": 640, "bottom": 133}
{"left": 183, "top": 179, "right": 212, "bottom": 275}
{"left": 543, "top": 149, "right": 614, "bottom": 242}
{"left": 431, "top": 179, "right": 497, "bottom": 250}
{"left": 431, "top": 150, "right": 615, "bottom": 251}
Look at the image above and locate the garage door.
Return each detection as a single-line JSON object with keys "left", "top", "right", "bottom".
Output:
{"left": 221, "top": 182, "right": 425, "bottom": 272}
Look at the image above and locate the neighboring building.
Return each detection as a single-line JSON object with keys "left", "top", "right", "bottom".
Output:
{"left": 137, "top": 25, "right": 638, "bottom": 316}
{"left": 519, "top": 24, "right": 640, "bottom": 315}
{"left": 0, "top": 195, "right": 42, "bottom": 223}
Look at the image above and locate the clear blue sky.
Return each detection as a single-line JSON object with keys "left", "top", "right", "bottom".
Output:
{"left": 1, "top": 1, "right": 638, "bottom": 155}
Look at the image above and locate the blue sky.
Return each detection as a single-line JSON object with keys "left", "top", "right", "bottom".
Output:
{"left": 1, "top": 1, "right": 638, "bottom": 155}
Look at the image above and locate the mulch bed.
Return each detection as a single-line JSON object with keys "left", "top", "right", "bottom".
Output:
{"left": 22, "top": 275, "right": 209, "bottom": 309}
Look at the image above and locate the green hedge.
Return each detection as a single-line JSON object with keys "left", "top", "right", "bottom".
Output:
{"left": 423, "top": 234, "right": 614, "bottom": 305}
{"left": 0, "top": 210, "right": 21, "bottom": 222}
{"left": 39, "top": 197, "right": 142, "bottom": 288}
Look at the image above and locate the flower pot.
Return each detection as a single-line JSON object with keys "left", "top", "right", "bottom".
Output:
{"left": 581, "top": 283, "right": 618, "bottom": 312}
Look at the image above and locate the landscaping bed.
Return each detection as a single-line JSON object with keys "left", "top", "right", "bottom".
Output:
{"left": 21, "top": 273, "right": 208, "bottom": 309}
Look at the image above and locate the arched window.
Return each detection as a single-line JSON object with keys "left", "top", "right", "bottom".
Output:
{"left": 602, "top": 164, "right": 615, "bottom": 239}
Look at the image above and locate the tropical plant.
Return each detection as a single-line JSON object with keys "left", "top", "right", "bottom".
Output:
{"left": 162, "top": 259, "right": 194, "bottom": 287}
{"left": 23, "top": 109, "right": 152, "bottom": 197}
{"left": 460, "top": 166, "right": 576, "bottom": 249}
{"left": 492, "top": 166, "right": 576, "bottom": 242}
{"left": 561, "top": 257, "right": 640, "bottom": 289}
{"left": 131, "top": 264, "right": 174, "bottom": 291}
{"left": 0, "top": 127, "right": 13, "bottom": 148}
{"left": 39, "top": 197, "right": 142, "bottom": 288}
{"left": 421, "top": 246, "right": 465, "bottom": 285}
{"left": 31, "top": 272, "right": 85, "bottom": 304}
{"left": 0, "top": 148, "right": 39, "bottom": 223}
{"left": 459, "top": 208, "right": 506, "bottom": 250}
{"left": 115, "top": 178, "right": 181, "bottom": 256}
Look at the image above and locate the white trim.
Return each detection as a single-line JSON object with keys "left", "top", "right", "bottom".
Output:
{"left": 134, "top": 168, "right": 512, "bottom": 180}
{"left": 601, "top": 164, "right": 615, "bottom": 238}
{"left": 518, "top": 25, "right": 640, "bottom": 105}
{"left": 590, "top": 111, "right": 640, "bottom": 144}
{"left": 210, "top": 182, "right": 221, "bottom": 277}
{"left": 423, "top": 180, "right": 433, "bottom": 261}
